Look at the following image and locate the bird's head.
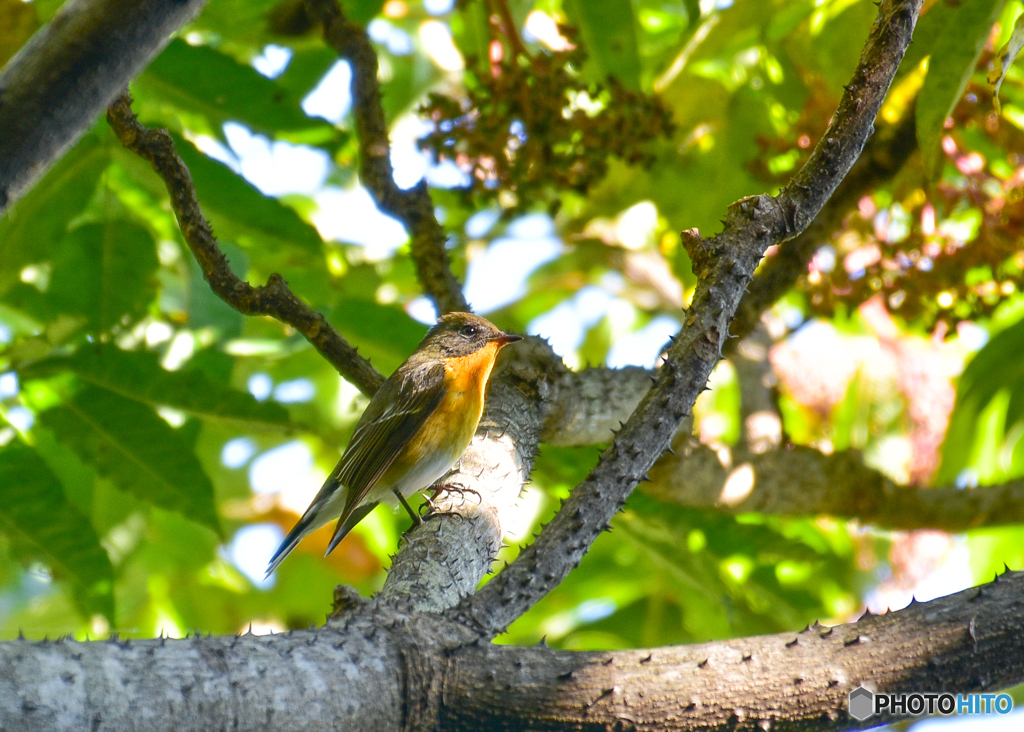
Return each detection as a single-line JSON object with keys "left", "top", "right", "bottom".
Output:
{"left": 419, "top": 312, "right": 522, "bottom": 358}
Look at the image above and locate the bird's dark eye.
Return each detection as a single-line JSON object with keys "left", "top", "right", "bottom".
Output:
{"left": 460, "top": 324, "right": 478, "bottom": 336}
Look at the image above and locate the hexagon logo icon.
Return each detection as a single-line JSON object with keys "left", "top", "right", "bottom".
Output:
{"left": 848, "top": 686, "right": 875, "bottom": 721}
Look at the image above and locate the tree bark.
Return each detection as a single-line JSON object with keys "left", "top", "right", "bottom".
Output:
{"left": 0, "top": 0, "right": 207, "bottom": 214}
{"left": 3, "top": 571, "right": 1023, "bottom": 731}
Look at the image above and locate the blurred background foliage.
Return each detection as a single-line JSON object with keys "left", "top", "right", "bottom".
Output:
{"left": 3, "top": 0, "right": 1024, "bottom": 722}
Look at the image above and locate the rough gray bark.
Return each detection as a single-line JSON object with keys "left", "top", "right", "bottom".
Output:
{"left": 443, "top": 570, "right": 1024, "bottom": 731}
{"left": 542, "top": 364, "right": 653, "bottom": 446}
{"left": 3, "top": 570, "right": 1023, "bottom": 731}
{"left": 0, "top": 0, "right": 207, "bottom": 214}
{"left": 649, "top": 438, "right": 1024, "bottom": 533}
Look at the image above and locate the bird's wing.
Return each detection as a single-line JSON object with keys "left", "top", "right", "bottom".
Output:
{"left": 265, "top": 361, "right": 446, "bottom": 576}
{"left": 334, "top": 360, "right": 447, "bottom": 509}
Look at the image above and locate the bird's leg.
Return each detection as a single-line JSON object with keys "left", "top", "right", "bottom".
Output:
{"left": 431, "top": 482, "right": 482, "bottom": 506}
{"left": 421, "top": 489, "right": 439, "bottom": 515}
{"left": 394, "top": 489, "right": 422, "bottom": 526}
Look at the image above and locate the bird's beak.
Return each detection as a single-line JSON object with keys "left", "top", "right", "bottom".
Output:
{"left": 490, "top": 333, "right": 523, "bottom": 346}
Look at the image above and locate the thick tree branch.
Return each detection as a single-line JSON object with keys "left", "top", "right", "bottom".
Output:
{"left": 541, "top": 364, "right": 654, "bottom": 446}
{"left": 649, "top": 440, "right": 1024, "bottom": 533}
{"left": 106, "top": 95, "right": 384, "bottom": 397}
{"left": 305, "top": 0, "right": 469, "bottom": 316}
{"left": 5, "top": 568, "right": 1022, "bottom": 731}
{"left": 459, "top": 0, "right": 924, "bottom": 638}
{"left": 0, "top": 0, "right": 207, "bottom": 215}
{"left": 444, "top": 570, "right": 1024, "bottom": 731}
{"left": 531, "top": 352, "right": 1024, "bottom": 533}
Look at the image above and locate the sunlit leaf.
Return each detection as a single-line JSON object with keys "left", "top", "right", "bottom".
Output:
{"left": 134, "top": 39, "right": 337, "bottom": 141}
{"left": 988, "top": 10, "right": 1024, "bottom": 112}
{"left": 938, "top": 316, "right": 1024, "bottom": 482}
{"left": 39, "top": 386, "right": 221, "bottom": 533}
{"left": 0, "top": 440, "right": 114, "bottom": 620}
{"left": 20, "top": 345, "right": 291, "bottom": 430}
{"left": 916, "top": 0, "right": 1007, "bottom": 173}
{"left": 171, "top": 133, "right": 324, "bottom": 256}
{"left": 563, "top": 0, "right": 642, "bottom": 91}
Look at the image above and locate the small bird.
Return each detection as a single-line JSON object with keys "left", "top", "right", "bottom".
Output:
{"left": 266, "top": 312, "right": 522, "bottom": 576}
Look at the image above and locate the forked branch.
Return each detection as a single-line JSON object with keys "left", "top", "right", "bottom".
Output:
{"left": 106, "top": 94, "right": 384, "bottom": 396}
{"left": 458, "top": 0, "right": 926, "bottom": 638}
{"left": 304, "top": 0, "right": 469, "bottom": 315}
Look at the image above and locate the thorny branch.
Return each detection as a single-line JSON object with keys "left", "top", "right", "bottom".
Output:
{"left": 446, "top": 570, "right": 1024, "bottom": 731}
{"left": 106, "top": 94, "right": 385, "bottom": 397}
{"left": 304, "top": 0, "right": 469, "bottom": 316}
{"left": 457, "top": 0, "right": 926, "bottom": 638}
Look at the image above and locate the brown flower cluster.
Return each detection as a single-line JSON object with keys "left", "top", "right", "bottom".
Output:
{"left": 800, "top": 81, "right": 1024, "bottom": 328}
{"left": 418, "top": 27, "right": 674, "bottom": 215}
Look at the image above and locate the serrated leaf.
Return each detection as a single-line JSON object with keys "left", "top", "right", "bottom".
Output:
{"left": 171, "top": 133, "right": 324, "bottom": 256}
{"left": 563, "top": 0, "right": 642, "bottom": 92}
{"left": 135, "top": 39, "right": 335, "bottom": 141}
{"left": 917, "top": 0, "right": 1007, "bottom": 174}
{"left": 46, "top": 221, "right": 159, "bottom": 333}
{"left": 0, "top": 440, "right": 114, "bottom": 620}
{"left": 0, "top": 136, "right": 108, "bottom": 287}
{"left": 20, "top": 345, "right": 291, "bottom": 430}
{"left": 39, "top": 386, "right": 221, "bottom": 533}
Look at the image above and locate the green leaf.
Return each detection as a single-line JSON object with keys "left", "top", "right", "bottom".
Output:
{"left": 938, "top": 316, "right": 1024, "bottom": 482}
{"left": 191, "top": 0, "right": 383, "bottom": 49}
{"left": 988, "top": 9, "right": 1024, "bottom": 112}
{"left": 563, "top": 0, "right": 642, "bottom": 91}
{"left": 916, "top": 0, "right": 1007, "bottom": 174}
{"left": 0, "top": 136, "right": 108, "bottom": 288}
{"left": 171, "top": 133, "right": 324, "bottom": 256}
{"left": 450, "top": 0, "right": 491, "bottom": 73}
{"left": 0, "top": 440, "right": 114, "bottom": 620}
{"left": 47, "top": 221, "right": 159, "bottom": 333}
{"left": 134, "top": 39, "right": 337, "bottom": 141}
{"left": 0, "top": 0, "right": 38, "bottom": 67}
{"left": 20, "top": 345, "right": 291, "bottom": 430}
{"left": 39, "top": 386, "right": 221, "bottom": 533}
{"left": 326, "top": 300, "right": 426, "bottom": 374}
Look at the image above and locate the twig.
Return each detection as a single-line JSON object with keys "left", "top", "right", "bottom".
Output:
{"left": 487, "top": 0, "right": 530, "bottom": 59}
{"left": 106, "top": 94, "right": 384, "bottom": 397}
{"left": 456, "top": 0, "right": 925, "bottom": 638}
{"left": 304, "top": 0, "right": 469, "bottom": 316}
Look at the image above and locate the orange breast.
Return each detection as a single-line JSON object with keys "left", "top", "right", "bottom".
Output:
{"left": 401, "top": 341, "right": 501, "bottom": 465}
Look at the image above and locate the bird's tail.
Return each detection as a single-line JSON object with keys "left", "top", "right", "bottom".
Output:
{"left": 265, "top": 510, "right": 317, "bottom": 578}
{"left": 324, "top": 501, "right": 378, "bottom": 556}
{"left": 265, "top": 480, "right": 344, "bottom": 578}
